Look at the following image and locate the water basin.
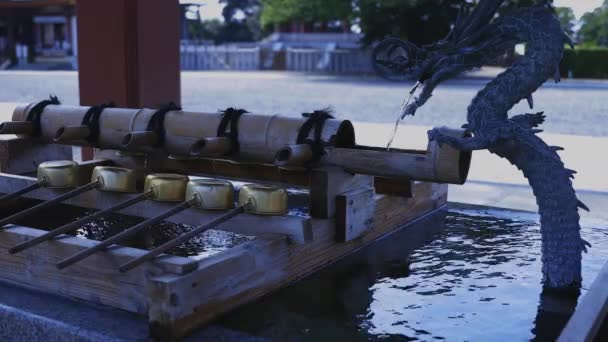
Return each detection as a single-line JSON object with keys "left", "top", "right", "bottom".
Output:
{"left": 214, "top": 204, "right": 608, "bottom": 341}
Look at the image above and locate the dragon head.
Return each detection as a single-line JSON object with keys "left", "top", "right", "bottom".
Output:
{"left": 372, "top": 0, "right": 510, "bottom": 83}
{"left": 372, "top": 38, "right": 461, "bottom": 83}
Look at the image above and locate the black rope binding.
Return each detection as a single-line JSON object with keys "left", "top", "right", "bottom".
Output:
{"left": 26, "top": 95, "right": 61, "bottom": 137}
{"left": 145, "top": 102, "right": 182, "bottom": 147}
{"left": 296, "top": 109, "right": 335, "bottom": 165}
{"left": 217, "top": 107, "right": 248, "bottom": 154}
{"left": 81, "top": 101, "right": 115, "bottom": 143}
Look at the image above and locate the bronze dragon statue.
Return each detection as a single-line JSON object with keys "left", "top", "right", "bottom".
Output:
{"left": 373, "top": 0, "right": 589, "bottom": 290}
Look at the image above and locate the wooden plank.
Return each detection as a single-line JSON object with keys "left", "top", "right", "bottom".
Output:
{"left": 374, "top": 177, "right": 412, "bottom": 197}
{"left": 0, "top": 136, "right": 72, "bottom": 174}
{"left": 0, "top": 225, "right": 198, "bottom": 315}
{"left": 310, "top": 167, "right": 373, "bottom": 219}
{"left": 558, "top": 260, "right": 608, "bottom": 342}
{"left": 0, "top": 173, "right": 312, "bottom": 244}
{"left": 335, "top": 187, "right": 375, "bottom": 242}
{"left": 146, "top": 234, "right": 289, "bottom": 341}
{"left": 146, "top": 181, "right": 447, "bottom": 340}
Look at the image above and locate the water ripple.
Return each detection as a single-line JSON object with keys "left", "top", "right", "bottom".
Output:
{"left": 362, "top": 208, "right": 608, "bottom": 341}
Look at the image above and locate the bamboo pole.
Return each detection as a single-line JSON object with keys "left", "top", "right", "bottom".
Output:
{"left": 6, "top": 104, "right": 471, "bottom": 184}
{"left": 54, "top": 125, "right": 91, "bottom": 143}
{"left": 274, "top": 144, "right": 313, "bottom": 167}
{"left": 122, "top": 131, "right": 158, "bottom": 151}
{"left": 0, "top": 121, "right": 34, "bottom": 135}
{"left": 8, "top": 104, "right": 354, "bottom": 161}
{"left": 189, "top": 137, "right": 232, "bottom": 157}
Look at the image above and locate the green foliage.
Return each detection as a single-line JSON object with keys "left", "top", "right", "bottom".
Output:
{"left": 203, "top": 19, "right": 224, "bottom": 38}
{"left": 560, "top": 47, "right": 608, "bottom": 79}
{"left": 356, "top": 0, "right": 465, "bottom": 46}
{"left": 217, "top": 0, "right": 262, "bottom": 42}
{"left": 258, "top": 0, "right": 558, "bottom": 46}
{"left": 555, "top": 7, "right": 575, "bottom": 37}
{"left": 579, "top": 0, "right": 608, "bottom": 47}
{"left": 260, "top": 0, "right": 353, "bottom": 28}
{"left": 192, "top": 0, "right": 262, "bottom": 43}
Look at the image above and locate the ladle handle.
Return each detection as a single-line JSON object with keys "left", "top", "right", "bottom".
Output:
{"left": 0, "top": 180, "right": 100, "bottom": 228}
{"left": 57, "top": 200, "right": 193, "bottom": 270}
{"left": 9, "top": 192, "right": 149, "bottom": 255}
{"left": 118, "top": 204, "right": 246, "bottom": 272}
{"left": 0, "top": 180, "right": 46, "bottom": 203}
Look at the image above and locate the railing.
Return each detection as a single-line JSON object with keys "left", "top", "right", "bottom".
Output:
{"left": 286, "top": 47, "right": 373, "bottom": 74}
{"left": 180, "top": 45, "right": 260, "bottom": 71}
{"left": 180, "top": 43, "right": 373, "bottom": 74}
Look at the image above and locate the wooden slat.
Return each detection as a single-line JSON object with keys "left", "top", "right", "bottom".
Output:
{"left": 0, "top": 225, "right": 198, "bottom": 314}
{"left": 310, "top": 167, "right": 373, "bottom": 219}
{"left": 558, "top": 260, "right": 608, "bottom": 342}
{"left": 335, "top": 186, "right": 375, "bottom": 242}
{"left": 146, "top": 181, "right": 448, "bottom": 340}
{"left": 0, "top": 173, "right": 313, "bottom": 244}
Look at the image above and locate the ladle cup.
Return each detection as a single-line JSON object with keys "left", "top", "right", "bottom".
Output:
{"left": 0, "top": 161, "right": 103, "bottom": 227}
{"left": 9, "top": 166, "right": 144, "bottom": 254}
{"left": 0, "top": 160, "right": 80, "bottom": 203}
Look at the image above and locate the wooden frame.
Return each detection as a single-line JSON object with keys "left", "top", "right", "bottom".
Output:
{"left": 558, "top": 260, "right": 608, "bottom": 342}
{"left": 0, "top": 181, "right": 446, "bottom": 340}
{"left": 0, "top": 138, "right": 448, "bottom": 340}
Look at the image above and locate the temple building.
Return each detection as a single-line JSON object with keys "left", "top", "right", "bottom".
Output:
{"left": 0, "top": 0, "right": 199, "bottom": 68}
{"left": 0, "top": 0, "right": 76, "bottom": 66}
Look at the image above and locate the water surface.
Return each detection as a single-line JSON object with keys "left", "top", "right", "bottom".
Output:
{"left": 216, "top": 205, "right": 608, "bottom": 341}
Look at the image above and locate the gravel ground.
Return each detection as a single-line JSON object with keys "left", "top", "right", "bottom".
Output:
{"left": 0, "top": 70, "right": 606, "bottom": 136}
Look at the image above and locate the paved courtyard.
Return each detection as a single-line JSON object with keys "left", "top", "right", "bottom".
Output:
{"left": 0, "top": 70, "right": 607, "bottom": 137}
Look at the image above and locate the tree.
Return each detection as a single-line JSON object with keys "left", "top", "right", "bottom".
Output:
{"left": 198, "top": 19, "right": 224, "bottom": 41}
{"left": 260, "top": 0, "right": 353, "bottom": 30}
{"left": 356, "top": 0, "right": 466, "bottom": 46}
{"left": 555, "top": 7, "right": 576, "bottom": 38}
{"left": 578, "top": 0, "right": 608, "bottom": 47}
{"left": 258, "top": 0, "right": 561, "bottom": 44}
{"left": 217, "top": 0, "right": 263, "bottom": 42}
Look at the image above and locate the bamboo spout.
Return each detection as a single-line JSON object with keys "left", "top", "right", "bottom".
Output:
{"left": 122, "top": 131, "right": 158, "bottom": 151}
{"left": 189, "top": 137, "right": 232, "bottom": 157}
{"left": 321, "top": 127, "right": 471, "bottom": 185}
{"left": 274, "top": 144, "right": 314, "bottom": 166}
{"left": 54, "top": 125, "right": 91, "bottom": 143}
{"left": 0, "top": 121, "right": 34, "bottom": 135}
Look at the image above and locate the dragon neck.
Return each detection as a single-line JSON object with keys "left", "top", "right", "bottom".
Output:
{"left": 466, "top": 8, "right": 565, "bottom": 132}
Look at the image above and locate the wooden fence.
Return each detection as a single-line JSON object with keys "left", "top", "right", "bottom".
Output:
{"left": 180, "top": 45, "right": 260, "bottom": 70}
{"left": 286, "top": 48, "right": 373, "bottom": 74}
{"left": 180, "top": 44, "right": 373, "bottom": 74}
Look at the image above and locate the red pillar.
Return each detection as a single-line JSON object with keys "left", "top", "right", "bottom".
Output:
{"left": 76, "top": 0, "right": 181, "bottom": 159}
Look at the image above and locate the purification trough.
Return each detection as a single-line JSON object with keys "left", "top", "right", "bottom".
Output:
{"left": 0, "top": 102, "right": 470, "bottom": 340}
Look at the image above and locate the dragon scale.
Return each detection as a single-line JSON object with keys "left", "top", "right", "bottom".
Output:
{"left": 439, "top": 7, "right": 586, "bottom": 288}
